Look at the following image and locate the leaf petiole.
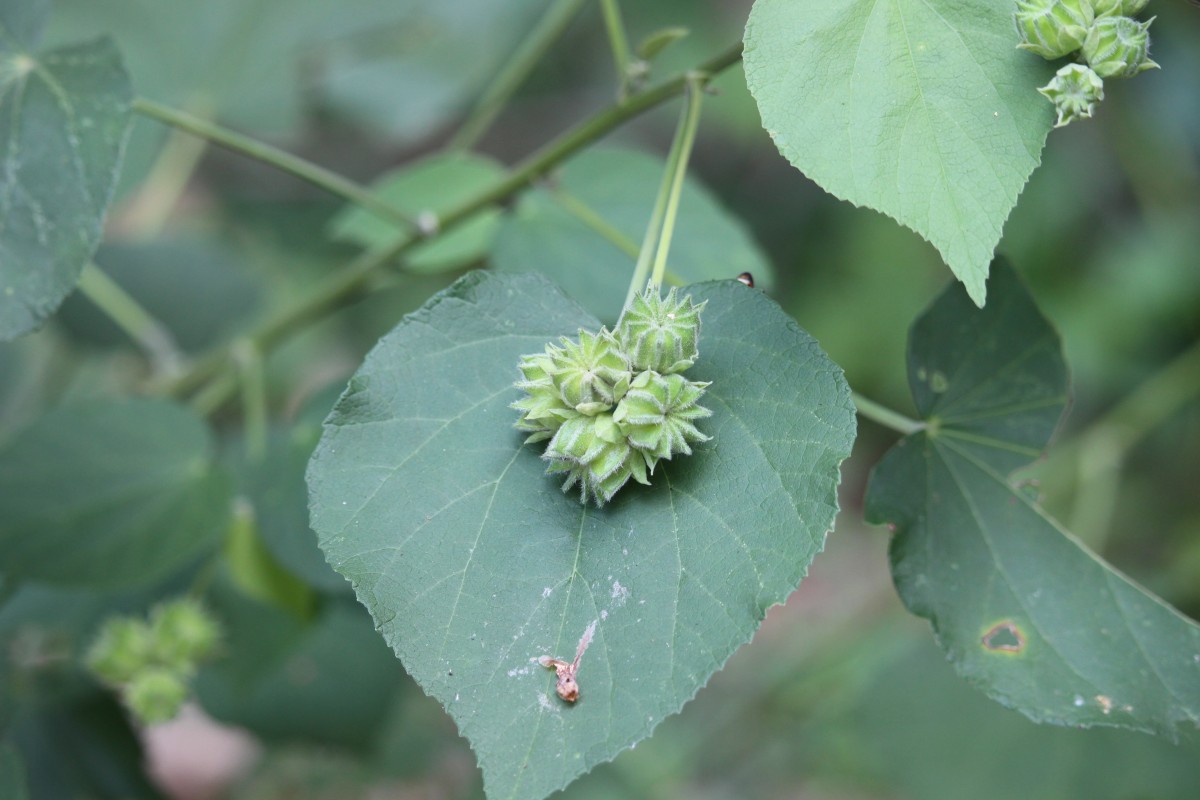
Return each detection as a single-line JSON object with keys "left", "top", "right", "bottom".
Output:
{"left": 852, "top": 392, "right": 924, "bottom": 436}
{"left": 76, "top": 262, "right": 184, "bottom": 376}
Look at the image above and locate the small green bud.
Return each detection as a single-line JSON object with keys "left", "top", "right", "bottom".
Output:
{"left": 1082, "top": 15, "right": 1158, "bottom": 78}
{"left": 614, "top": 371, "right": 712, "bottom": 462}
{"left": 1014, "top": 0, "right": 1094, "bottom": 59}
{"left": 124, "top": 666, "right": 189, "bottom": 725}
{"left": 616, "top": 288, "right": 705, "bottom": 374}
{"left": 149, "top": 599, "right": 220, "bottom": 671}
{"left": 1039, "top": 63, "right": 1105, "bottom": 127}
{"left": 546, "top": 328, "right": 631, "bottom": 412}
{"left": 86, "top": 618, "right": 153, "bottom": 685}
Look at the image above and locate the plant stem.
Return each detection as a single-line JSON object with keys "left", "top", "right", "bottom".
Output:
{"left": 852, "top": 392, "right": 923, "bottom": 436}
{"left": 650, "top": 76, "right": 704, "bottom": 291}
{"left": 119, "top": 96, "right": 212, "bottom": 238}
{"left": 76, "top": 262, "right": 185, "bottom": 375}
{"left": 624, "top": 75, "right": 705, "bottom": 308}
{"left": 131, "top": 97, "right": 418, "bottom": 232}
{"left": 234, "top": 340, "right": 268, "bottom": 462}
{"left": 600, "top": 0, "right": 633, "bottom": 99}
{"left": 158, "top": 41, "right": 745, "bottom": 410}
{"left": 448, "top": 0, "right": 588, "bottom": 151}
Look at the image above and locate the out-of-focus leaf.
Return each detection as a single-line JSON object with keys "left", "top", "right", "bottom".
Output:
{"left": 0, "top": 11, "right": 132, "bottom": 339}
{"left": 0, "top": 743, "right": 29, "bottom": 800}
{"left": 866, "top": 261, "right": 1200, "bottom": 739}
{"left": 330, "top": 153, "right": 506, "bottom": 274}
{"left": 743, "top": 0, "right": 1054, "bottom": 305}
{"left": 493, "top": 148, "right": 773, "bottom": 322}
{"left": 0, "top": 399, "right": 229, "bottom": 589}
{"left": 307, "top": 270, "right": 855, "bottom": 798}
{"left": 196, "top": 587, "right": 406, "bottom": 751}
{"left": 57, "top": 239, "right": 260, "bottom": 353}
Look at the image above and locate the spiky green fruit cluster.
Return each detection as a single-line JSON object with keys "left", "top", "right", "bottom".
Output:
{"left": 1013, "top": 0, "right": 1158, "bottom": 127}
{"left": 513, "top": 287, "right": 711, "bottom": 505}
{"left": 86, "top": 598, "right": 220, "bottom": 725}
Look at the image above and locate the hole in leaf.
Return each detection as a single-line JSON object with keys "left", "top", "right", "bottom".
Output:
{"left": 981, "top": 620, "right": 1026, "bottom": 653}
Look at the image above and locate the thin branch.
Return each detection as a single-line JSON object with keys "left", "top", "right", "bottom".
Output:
{"left": 76, "top": 262, "right": 185, "bottom": 376}
{"left": 132, "top": 97, "right": 418, "bottom": 232}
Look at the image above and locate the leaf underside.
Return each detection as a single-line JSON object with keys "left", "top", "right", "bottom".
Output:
{"left": 307, "top": 270, "right": 855, "bottom": 799}
{"left": 743, "top": 0, "right": 1055, "bottom": 305}
{"left": 866, "top": 261, "right": 1200, "bottom": 739}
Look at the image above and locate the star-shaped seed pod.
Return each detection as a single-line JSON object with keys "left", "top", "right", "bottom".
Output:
{"left": 543, "top": 413, "right": 651, "bottom": 505}
{"left": 512, "top": 349, "right": 576, "bottom": 443}
{"left": 614, "top": 371, "right": 712, "bottom": 463}
{"left": 1014, "top": 0, "right": 1094, "bottom": 59}
{"left": 1081, "top": 14, "right": 1158, "bottom": 79}
{"left": 547, "top": 328, "right": 631, "bottom": 414}
{"left": 1039, "top": 63, "right": 1105, "bottom": 127}
{"left": 616, "top": 287, "right": 706, "bottom": 375}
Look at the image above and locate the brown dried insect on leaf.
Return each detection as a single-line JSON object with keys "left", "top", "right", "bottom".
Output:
{"left": 538, "top": 619, "right": 597, "bottom": 703}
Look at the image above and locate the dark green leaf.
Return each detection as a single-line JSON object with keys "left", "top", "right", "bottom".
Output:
{"left": 493, "top": 148, "right": 773, "bottom": 322}
{"left": 866, "top": 262, "right": 1200, "bottom": 738}
{"left": 307, "top": 270, "right": 855, "bottom": 799}
{"left": 0, "top": 743, "right": 29, "bottom": 800}
{"left": 0, "top": 398, "right": 230, "bottom": 589}
{"left": 0, "top": 21, "right": 132, "bottom": 339}
{"left": 57, "top": 239, "right": 260, "bottom": 353}
{"left": 743, "top": 0, "right": 1054, "bottom": 305}
{"left": 331, "top": 153, "right": 506, "bottom": 273}
{"left": 196, "top": 589, "right": 406, "bottom": 750}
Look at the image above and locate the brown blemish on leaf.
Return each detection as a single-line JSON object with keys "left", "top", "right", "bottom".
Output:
{"left": 981, "top": 620, "right": 1026, "bottom": 654}
{"left": 538, "top": 619, "right": 597, "bottom": 703}
{"left": 1096, "top": 694, "right": 1114, "bottom": 715}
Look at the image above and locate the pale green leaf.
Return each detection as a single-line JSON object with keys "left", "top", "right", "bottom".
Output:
{"left": 0, "top": 16, "right": 132, "bottom": 339}
{"left": 307, "top": 270, "right": 855, "bottom": 799}
{"left": 0, "top": 398, "right": 230, "bottom": 588}
{"left": 330, "top": 153, "right": 506, "bottom": 274}
{"left": 493, "top": 147, "right": 773, "bottom": 322}
{"left": 865, "top": 262, "right": 1200, "bottom": 739}
{"left": 743, "top": 0, "right": 1055, "bottom": 305}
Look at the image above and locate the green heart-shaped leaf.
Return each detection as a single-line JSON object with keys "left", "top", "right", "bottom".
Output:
{"left": 307, "top": 270, "right": 855, "bottom": 799}
{"left": 743, "top": 0, "right": 1055, "bottom": 305}
{"left": 0, "top": 13, "right": 132, "bottom": 340}
{"left": 866, "top": 262, "right": 1200, "bottom": 739}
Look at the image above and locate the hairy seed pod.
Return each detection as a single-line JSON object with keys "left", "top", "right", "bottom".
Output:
{"left": 1082, "top": 15, "right": 1158, "bottom": 78}
{"left": 547, "top": 328, "right": 631, "bottom": 413}
{"left": 149, "top": 599, "right": 220, "bottom": 671}
{"left": 124, "top": 666, "right": 189, "bottom": 725}
{"left": 1119, "top": 0, "right": 1149, "bottom": 14}
{"left": 614, "top": 371, "right": 712, "bottom": 462}
{"left": 1087, "top": 0, "right": 1123, "bottom": 16}
{"left": 512, "top": 349, "right": 576, "bottom": 442}
{"left": 543, "top": 413, "right": 651, "bottom": 505}
{"left": 1014, "top": 0, "right": 1094, "bottom": 59}
{"left": 1039, "top": 63, "right": 1105, "bottom": 127}
{"left": 616, "top": 287, "right": 706, "bottom": 374}
{"left": 87, "top": 618, "right": 154, "bottom": 685}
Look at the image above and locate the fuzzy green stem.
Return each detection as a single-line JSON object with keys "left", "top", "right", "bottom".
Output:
{"left": 131, "top": 97, "right": 418, "bottom": 232}
{"left": 853, "top": 392, "right": 924, "bottom": 436}
{"left": 600, "top": 0, "right": 633, "bottom": 98}
{"left": 120, "top": 96, "right": 212, "bottom": 238}
{"left": 649, "top": 75, "right": 704, "bottom": 292}
{"left": 555, "top": 189, "right": 685, "bottom": 287}
{"left": 76, "top": 262, "right": 184, "bottom": 374}
{"left": 158, "top": 42, "right": 744, "bottom": 411}
{"left": 448, "top": 0, "right": 587, "bottom": 151}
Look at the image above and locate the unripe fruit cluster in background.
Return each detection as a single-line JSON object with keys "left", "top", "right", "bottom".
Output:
{"left": 513, "top": 287, "right": 711, "bottom": 506}
{"left": 1013, "top": 0, "right": 1157, "bottom": 127}
{"left": 86, "top": 598, "right": 221, "bottom": 724}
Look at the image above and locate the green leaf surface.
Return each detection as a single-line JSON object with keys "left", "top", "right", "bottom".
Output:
{"left": 57, "top": 239, "right": 260, "bottom": 353}
{"left": 865, "top": 262, "right": 1200, "bottom": 738}
{"left": 0, "top": 398, "right": 230, "bottom": 589}
{"left": 493, "top": 147, "right": 773, "bottom": 323}
{"left": 743, "top": 0, "right": 1055, "bottom": 305}
{"left": 307, "top": 270, "right": 855, "bottom": 799}
{"left": 0, "top": 744, "right": 29, "bottom": 800}
{"left": 0, "top": 16, "right": 132, "bottom": 340}
{"left": 330, "top": 153, "right": 507, "bottom": 274}
{"left": 196, "top": 587, "right": 406, "bottom": 750}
